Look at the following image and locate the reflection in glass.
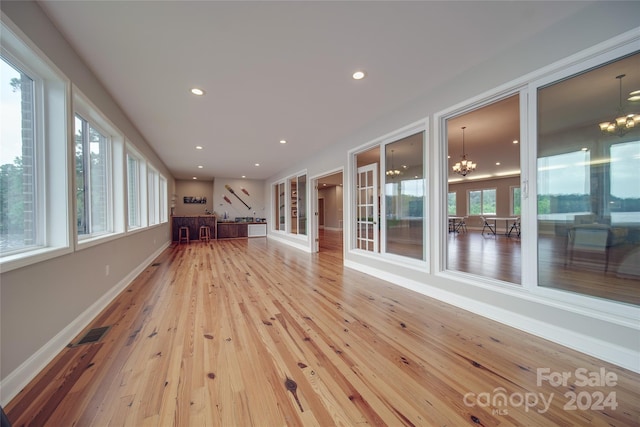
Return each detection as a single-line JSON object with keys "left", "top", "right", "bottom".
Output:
{"left": 446, "top": 94, "right": 521, "bottom": 285}
{"left": 288, "top": 174, "right": 307, "bottom": 235}
{"left": 384, "top": 133, "right": 424, "bottom": 260}
{"left": 537, "top": 52, "right": 640, "bottom": 305}
{"left": 0, "top": 56, "right": 36, "bottom": 252}
{"left": 274, "top": 182, "right": 285, "bottom": 231}
{"left": 298, "top": 174, "right": 307, "bottom": 235}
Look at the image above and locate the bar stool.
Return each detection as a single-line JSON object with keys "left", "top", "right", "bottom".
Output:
{"left": 199, "top": 225, "right": 211, "bottom": 243}
{"left": 178, "top": 226, "right": 190, "bottom": 244}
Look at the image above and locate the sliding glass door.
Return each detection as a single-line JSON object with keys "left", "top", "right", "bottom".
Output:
{"left": 536, "top": 51, "right": 640, "bottom": 305}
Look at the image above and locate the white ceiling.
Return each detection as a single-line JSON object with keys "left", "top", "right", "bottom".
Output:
{"left": 37, "top": 1, "right": 612, "bottom": 181}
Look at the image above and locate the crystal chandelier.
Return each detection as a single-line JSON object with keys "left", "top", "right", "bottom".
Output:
{"left": 599, "top": 74, "right": 639, "bottom": 137}
{"left": 386, "top": 149, "right": 401, "bottom": 178}
{"left": 452, "top": 126, "right": 476, "bottom": 176}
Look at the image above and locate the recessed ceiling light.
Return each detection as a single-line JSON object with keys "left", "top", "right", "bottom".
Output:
{"left": 195, "top": 145, "right": 203, "bottom": 150}
{"left": 496, "top": 162, "right": 501, "bottom": 166}
{"left": 198, "top": 165, "right": 203, "bottom": 169}
{"left": 190, "top": 88, "right": 205, "bottom": 96}
{"left": 192, "top": 177, "right": 197, "bottom": 180}
{"left": 512, "top": 140, "right": 519, "bottom": 144}
{"left": 242, "top": 175, "right": 246, "bottom": 178}
{"left": 280, "top": 140, "right": 287, "bottom": 144}
{"left": 352, "top": 70, "right": 367, "bottom": 80}
{"left": 254, "top": 163, "right": 260, "bottom": 167}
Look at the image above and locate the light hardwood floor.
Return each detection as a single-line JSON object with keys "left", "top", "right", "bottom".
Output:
{"left": 447, "top": 229, "right": 639, "bottom": 305}
{"left": 6, "top": 232, "right": 640, "bottom": 426}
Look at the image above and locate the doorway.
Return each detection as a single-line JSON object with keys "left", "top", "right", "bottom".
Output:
{"left": 313, "top": 170, "right": 343, "bottom": 253}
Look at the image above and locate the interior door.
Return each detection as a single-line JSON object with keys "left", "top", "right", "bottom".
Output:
{"left": 356, "top": 163, "right": 378, "bottom": 252}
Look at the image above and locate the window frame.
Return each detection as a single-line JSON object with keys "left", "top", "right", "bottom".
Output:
{"left": 347, "top": 119, "right": 428, "bottom": 269}
{"left": 147, "top": 166, "right": 159, "bottom": 226}
{"left": 126, "top": 143, "right": 147, "bottom": 231}
{"left": 73, "top": 86, "right": 125, "bottom": 249}
{"left": 510, "top": 186, "right": 521, "bottom": 216}
{"left": 0, "top": 18, "right": 71, "bottom": 272}
{"left": 467, "top": 188, "right": 497, "bottom": 216}
{"left": 448, "top": 191, "right": 457, "bottom": 216}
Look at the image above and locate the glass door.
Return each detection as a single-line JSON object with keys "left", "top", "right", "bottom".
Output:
{"left": 356, "top": 163, "right": 378, "bottom": 252}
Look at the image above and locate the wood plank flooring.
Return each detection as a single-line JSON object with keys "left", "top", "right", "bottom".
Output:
{"left": 447, "top": 230, "right": 639, "bottom": 305}
{"left": 6, "top": 233, "right": 640, "bottom": 426}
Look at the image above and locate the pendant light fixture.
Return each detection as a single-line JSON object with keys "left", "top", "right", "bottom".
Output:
{"left": 599, "top": 74, "right": 639, "bottom": 137}
{"left": 452, "top": 126, "right": 476, "bottom": 176}
{"left": 386, "top": 149, "right": 401, "bottom": 178}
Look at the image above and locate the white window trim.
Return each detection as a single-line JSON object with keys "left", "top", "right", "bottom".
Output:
{"left": 0, "top": 16, "right": 72, "bottom": 273}
{"left": 73, "top": 85, "right": 125, "bottom": 250}
{"left": 432, "top": 28, "right": 640, "bottom": 324}
{"left": 159, "top": 175, "right": 168, "bottom": 224}
{"left": 347, "top": 119, "right": 429, "bottom": 269}
{"left": 466, "top": 187, "right": 497, "bottom": 216}
{"left": 271, "top": 180, "right": 287, "bottom": 234}
{"left": 126, "top": 142, "right": 147, "bottom": 232}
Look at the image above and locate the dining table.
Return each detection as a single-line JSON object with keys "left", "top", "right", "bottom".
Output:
{"left": 485, "top": 217, "right": 519, "bottom": 236}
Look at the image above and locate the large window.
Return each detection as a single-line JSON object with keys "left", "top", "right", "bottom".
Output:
{"left": 468, "top": 189, "right": 496, "bottom": 216}
{"left": 159, "top": 175, "right": 168, "bottom": 223}
{"left": 75, "top": 114, "right": 110, "bottom": 236}
{"left": 445, "top": 93, "right": 521, "bottom": 285}
{"left": 273, "top": 182, "right": 285, "bottom": 231}
{"left": 289, "top": 173, "right": 307, "bottom": 236}
{"left": 148, "top": 167, "right": 160, "bottom": 226}
{"left": 1, "top": 21, "right": 69, "bottom": 271}
{"left": 536, "top": 51, "right": 639, "bottom": 304}
{"left": 511, "top": 187, "right": 521, "bottom": 216}
{"left": 0, "top": 55, "right": 37, "bottom": 253}
{"left": 609, "top": 140, "right": 640, "bottom": 225}
{"left": 537, "top": 150, "right": 590, "bottom": 220}
{"left": 448, "top": 192, "right": 457, "bottom": 215}
{"left": 352, "top": 126, "right": 425, "bottom": 261}
{"left": 126, "top": 150, "right": 142, "bottom": 230}
{"left": 384, "top": 133, "right": 424, "bottom": 260}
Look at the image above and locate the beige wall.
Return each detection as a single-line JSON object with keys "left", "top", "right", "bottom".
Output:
{"left": 449, "top": 176, "right": 520, "bottom": 229}
{"left": 319, "top": 186, "right": 343, "bottom": 229}
{"left": 174, "top": 180, "right": 214, "bottom": 216}
{"left": 0, "top": 1, "right": 173, "bottom": 397}
{"left": 213, "top": 178, "right": 266, "bottom": 220}
{"left": 263, "top": 4, "right": 640, "bottom": 372}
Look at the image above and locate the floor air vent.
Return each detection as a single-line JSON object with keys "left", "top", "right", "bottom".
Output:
{"left": 73, "top": 326, "right": 111, "bottom": 346}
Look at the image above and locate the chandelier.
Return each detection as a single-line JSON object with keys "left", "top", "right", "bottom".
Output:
{"left": 599, "top": 74, "right": 639, "bottom": 137}
{"left": 452, "top": 126, "right": 476, "bottom": 176}
{"left": 386, "top": 149, "right": 401, "bottom": 178}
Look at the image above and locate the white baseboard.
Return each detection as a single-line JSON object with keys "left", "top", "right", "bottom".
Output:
{"left": 267, "top": 234, "right": 312, "bottom": 252}
{"left": 344, "top": 259, "right": 640, "bottom": 374}
{"left": 0, "top": 242, "right": 170, "bottom": 407}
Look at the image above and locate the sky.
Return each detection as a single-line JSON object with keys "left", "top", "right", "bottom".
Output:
{"left": 1, "top": 58, "right": 23, "bottom": 166}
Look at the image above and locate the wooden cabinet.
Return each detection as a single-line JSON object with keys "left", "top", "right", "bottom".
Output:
{"left": 217, "top": 223, "right": 248, "bottom": 239}
{"left": 172, "top": 217, "right": 266, "bottom": 240}
{"left": 172, "top": 216, "right": 217, "bottom": 241}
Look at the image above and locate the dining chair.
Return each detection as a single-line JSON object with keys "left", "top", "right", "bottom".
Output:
{"left": 508, "top": 217, "right": 521, "bottom": 237}
{"left": 481, "top": 216, "right": 495, "bottom": 235}
{"left": 455, "top": 216, "right": 468, "bottom": 233}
